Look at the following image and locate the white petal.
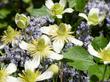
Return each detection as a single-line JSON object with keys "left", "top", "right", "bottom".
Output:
{"left": 64, "top": 24, "right": 72, "bottom": 32}
{"left": 41, "top": 26, "right": 51, "bottom": 35}
{"left": 99, "top": 14, "right": 105, "bottom": 23}
{"left": 6, "top": 63, "right": 17, "bottom": 75}
{"left": 19, "top": 41, "right": 28, "bottom": 50}
{"left": 59, "top": 0, "right": 66, "bottom": 7}
{"left": 12, "top": 39, "right": 19, "bottom": 47}
{"left": 0, "top": 44, "right": 5, "bottom": 49}
{"left": 45, "top": 0, "right": 54, "bottom": 9}
{"left": 104, "top": 61, "right": 110, "bottom": 64}
{"left": 41, "top": 25, "right": 57, "bottom": 35}
{"left": 63, "top": 8, "right": 74, "bottom": 14}
{"left": 68, "top": 36, "right": 83, "bottom": 46}
{"left": 79, "top": 13, "right": 88, "bottom": 21}
{"left": 41, "top": 35, "right": 51, "bottom": 45}
{"left": 6, "top": 76, "right": 19, "bottom": 82}
{"left": 53, "top": 40, "right": 64, "bottom": 53}
{"left": 88, "top": 8, "right": 99, "bottom": 19}
{"left": 48, "top": 51, "right": 63, "bottom": 60}
{"left": 88, "top": 44, "right": 100, "bottom": 58}
{"left": 56, "top": 15, "right": 62, "bottom": 19}
{"left": 36, "top": 71, "right": 53, "bottom": 81}
{"left": 105, "top": 42, "right": 110, "bottom": 50}
{"left": 24, "top": 55, "right": 40, "bottom": 71}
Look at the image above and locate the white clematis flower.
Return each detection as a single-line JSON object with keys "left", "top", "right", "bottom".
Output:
{"left": 41, "top": 23, "right": 83, "bottom": 53}
{"left": 0, "top": 63, "right": 18, "bottom": 82}
{"left": 19, "top": 35, "right": 63, "bottom": 64}
{"left": 88, "top": 42, "right": 110, "bottom": 64}
{"left": 79, "top": 8, "right": 105, "bottom": 26}
{"left": 1, "top": 26, "right": 20, "bottom": 45}
{"left": 45, "top": 0, "right": 74, "bottom": 18}
{"left": 18, "top": 58, "right": 59, "bottom": 82}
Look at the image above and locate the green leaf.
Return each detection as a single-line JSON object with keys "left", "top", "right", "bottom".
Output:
{"left": 23, "top": 0, "right": 31, "bottom": 4}
{"left": 64, "top": 46, "right": 95, "bottom": 70}
{"left": 75, "top": 0, "right": 87, "bottom": 12}
{"left": 88, "top": 64, "right": 110, "bottom": 81}
{"left": 0, "top": 22, "right": 8, "bottom": 29}
{"left": 68, "top": 0, "right": 88, "bottom": 11}
{"left": 0, "top": 9, "right": 11, "bottom": 19}
{"left": 91, "top": 36, "right": 109, "bottom": 51}
{"left": 67, "top": 0, "right": 76, "bottom": 8}
{"left": 27, "top": 6, "right": 50, "bottom": 16}
{"left": 88, "top": 64, "right": 103, "bottom": 80}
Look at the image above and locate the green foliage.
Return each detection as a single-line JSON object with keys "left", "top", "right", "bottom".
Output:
{"left": 0, "top": 9, "right": 11, "bottom": 19}
{"left": 23, "top": 0, "right": 32, "bottom": 4}
{"left": 0, "top": 23, "right": 7, "bottom": 29}
{"left": 88, "top": 64, "right": 110, "bottom": 81}
{"left": 68, "top": 0, "right": 88, "bottom": 11}
{"left": 91, "top": 36, "right": 109, "bottom": 51}
{"left": 27, "top": 6, "right": 50, "bottom": 16}
{"left": 64, "top": 46, "right": 95, "bottom": 70}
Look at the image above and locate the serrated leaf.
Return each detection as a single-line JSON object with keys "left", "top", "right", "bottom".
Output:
{"left": 27, "top": 6, "right": 50, "bottom": 16}
{"left": 64, "top": 46, "right": 95, "bottom": 70}
{"left": 91, "top": 36, "right": 109, "bottom": 51}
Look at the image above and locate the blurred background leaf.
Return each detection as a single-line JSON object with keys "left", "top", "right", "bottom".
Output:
{"left": 27, "top": 5, "right": 50, "bottom": 16}
{"left": 68, "top": 0, "right": 88, "bottom": 12}
{"left": 0, "top": 9, "right": 11, "bottom": 19}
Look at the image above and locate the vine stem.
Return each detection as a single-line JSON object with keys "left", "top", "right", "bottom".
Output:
{"left": 102, "top": 64, "right": 107, "bottom": 82}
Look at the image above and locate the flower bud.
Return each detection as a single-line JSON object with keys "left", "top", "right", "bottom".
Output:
{"left": 15, "top": 13, "right": 30, "bottom": 29}
{"left": 48, "top": 64, "right": 59, "bottom": 74}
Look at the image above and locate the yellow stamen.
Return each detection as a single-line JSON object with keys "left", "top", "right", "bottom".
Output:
{"left": 51, "top": 3, "right": 64, "bottom": 15}
{"left": 99, "top": 49, "right": 110, "bottom": 61}
{"left": 0, "top": 68, "right": 8, "bottom": 82}
{"left": 1, "top": 26, "right": 20, "bottom": 44}
{"left": 53, "top": 23, "right": 73, "bottom": 42}
{"left": 19, "top": 70, "right": 41, "bottom": 82}
{"left": 28, "top": 38, "right": 52, "bottom": 58}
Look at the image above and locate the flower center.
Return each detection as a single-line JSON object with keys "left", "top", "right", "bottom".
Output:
{"left": 51, "top": 3, "right": 64, "bottom": 15}
{"left": 0, "top": 68, "right": 8, "bottom": 82}
{"left": 99, "top": 49, "right": 110, "bottom": 61}
{"left": 28, "top": 38, "right": 51, "bottom": 58}
{"left": 56, "top": 23, "right": 69, "bottom": 41}
{"left": 19, "top": 70, "right": 41, "bottom": 82}
{"left": 1, "top": 26, "right": 20, "bottom": 44}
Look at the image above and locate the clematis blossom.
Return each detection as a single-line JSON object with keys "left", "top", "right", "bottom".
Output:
{"left": 45, "top": 0, "right": 73, "bottom": 18}
{"left": 18, "top": 58, "right": 59, "bottom": 82}
{"left": 19, "top": 35, "right": 63, "bottom": 65}
{"left": 88, "top": 42, "right": 110, "bottom": 64}
{"left": 0, "top": 63, "right": 18, "bottom": 82}
{"left": 41, "top": 23, "right": 83, "bottom": 53}
{"left": 79, "top": 8, "right": 105, "bottom": 26}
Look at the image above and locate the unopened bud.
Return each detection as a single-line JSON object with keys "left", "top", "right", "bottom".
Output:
{"left": 15, "top": 13, "right": 30, "bottom": 29}
{"left": 48, "top": 64, "right": 59, "bottom": 74}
